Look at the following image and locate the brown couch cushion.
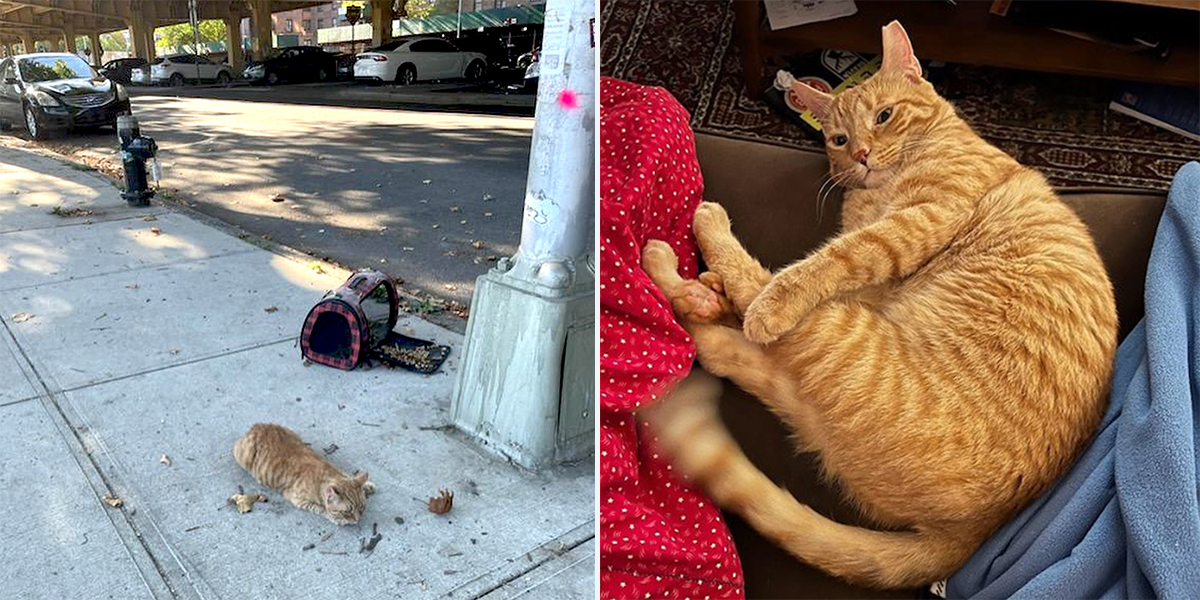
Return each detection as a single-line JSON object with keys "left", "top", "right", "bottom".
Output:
{"left": 692, "top": 132, "right": 1166, "bottom": 599}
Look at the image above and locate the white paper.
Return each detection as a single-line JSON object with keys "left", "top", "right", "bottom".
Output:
{"left": 540, "top": 3, "right": 570, "bottom": 75}
{"left": 764, "top": 0, "right": 858, "bottom": 31}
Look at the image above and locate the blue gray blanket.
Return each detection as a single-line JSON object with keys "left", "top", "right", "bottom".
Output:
{"left": 948, "top": 162, "right": 1200, "bottom": 600}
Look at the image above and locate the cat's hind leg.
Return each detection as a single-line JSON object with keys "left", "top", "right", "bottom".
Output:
{"left": 692, "top": 202, "right": 772, "bottom": 315}
{"left": 687, "top": 321, "right": 787, "bottom": 404}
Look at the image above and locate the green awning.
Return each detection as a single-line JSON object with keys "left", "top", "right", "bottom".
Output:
{"left": 317, "top": 4, "right": 544, "bottom": 45}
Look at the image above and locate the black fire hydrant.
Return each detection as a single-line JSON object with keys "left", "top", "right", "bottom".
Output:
{"left": 117, "top": 114, "right": 157, "bottom": 207}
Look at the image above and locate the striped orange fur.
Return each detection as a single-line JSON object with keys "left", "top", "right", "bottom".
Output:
{"left": 639, "top": 21, "right": 1116, "bottom": 589}
{"left": 233, "top": 423, "right": 374, "bottom": 526}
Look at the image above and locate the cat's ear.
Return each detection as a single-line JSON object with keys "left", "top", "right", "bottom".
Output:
{"left": 353, "top": 471, "right": 369, "bottom": 486}
{"left": 790, "top": 80, "right": 833, "bottom": 121}
{"left": 880, "top": 20, "right": 922, "bottom": 82}
{"left": 322, "top": 483, "right": 340, "bottom": 504}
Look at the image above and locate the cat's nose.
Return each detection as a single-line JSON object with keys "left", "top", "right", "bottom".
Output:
{"left": 853, "top": 148, "right": 871, "bottom": 165}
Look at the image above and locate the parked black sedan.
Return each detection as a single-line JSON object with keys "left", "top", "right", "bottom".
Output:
{"left": 0, "top": 53, "right": 131, "bottom": 140}
{"left": 98, "top": 57, "right": 148, "bottom": 85}
{"left": 243, "top": 46, "right": 338, "bottom": 85}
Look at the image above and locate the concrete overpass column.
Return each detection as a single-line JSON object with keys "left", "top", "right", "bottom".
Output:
{"left": 371, "top": 0, "right": 395, "bottom": 47}
{"left": 143, "top": 25, "right": 156, "bottom": 61}
{"left": 127, "top": 21, "right": 145, "bottom": 60}
{"left": 225, "top": 15, "right": 244, "bottom": 71}
{"left": 249, "top": 0, "right": 273, "bottom": 61}
{"left": 63, "top": 24, "right": 77, "bottom": 55}
{"left": 90, "top": 32, "right": 104, "bottom": 66}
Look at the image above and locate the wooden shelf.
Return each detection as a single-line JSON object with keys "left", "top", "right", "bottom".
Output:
{"left": 747, "top": 1, "right": 1199, "bottom": 89}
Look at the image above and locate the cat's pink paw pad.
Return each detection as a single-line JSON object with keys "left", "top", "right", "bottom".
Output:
{"left": 672, "top": 280, "right": 733, "bottom": 323}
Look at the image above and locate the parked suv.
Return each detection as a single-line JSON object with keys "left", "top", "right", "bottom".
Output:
{"left": 151, "top": 54, "right": 234, "bottom": 86}
{"left": 0, "top": 53, "right": 131, "bottom": 140}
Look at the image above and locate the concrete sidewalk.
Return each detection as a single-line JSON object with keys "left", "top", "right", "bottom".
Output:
{"left": 0, "top": 146, "right": 593, "bottom": 600}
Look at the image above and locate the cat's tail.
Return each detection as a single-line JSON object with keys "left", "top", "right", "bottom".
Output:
{"left": 641, "top": 371, "right": 976, "bottom": 589}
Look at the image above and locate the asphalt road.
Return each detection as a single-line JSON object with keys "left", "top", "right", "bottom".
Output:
{"left": 4, "top": 90, "right": 534, "bottom": 306}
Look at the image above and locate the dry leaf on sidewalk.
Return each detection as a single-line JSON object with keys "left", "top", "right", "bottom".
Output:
{"left": 269, "top": 193, "right": 287, "bottom": 202}
{"left": 102, "top": 494, "right": 123, "bottom": 508}
{"left": 427, "top": 489, "right": 453, "bottom": 515}
{"left": 150, "top": 227, "right": 161, "bottom": 235}
{"left": 159, "top": 454, "right": 171, "bottom": 466}
{"left": 230, "top": 492, "right": 268, "bottom": 514}
{"left": 10, "top": 312, "right": 33, "bottom": 323}
{"left": 264, "top": 306, "right": 279, "bottom": 313}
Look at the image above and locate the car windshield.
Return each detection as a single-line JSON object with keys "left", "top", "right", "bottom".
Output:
{"left": 18, "top": 55, "right": 94, "bottom": 82}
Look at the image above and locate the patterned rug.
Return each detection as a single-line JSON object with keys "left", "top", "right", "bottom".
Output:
{"left": 600, "top": 0, "right": 1200, "bottom": 191}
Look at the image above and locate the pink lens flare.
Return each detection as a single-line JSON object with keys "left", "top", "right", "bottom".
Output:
{"left": 557, "top": 89, "right": 580, "bottom": 110}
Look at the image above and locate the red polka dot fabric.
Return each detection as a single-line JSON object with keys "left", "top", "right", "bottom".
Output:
{"left": 599, "top": 76, "right": 746, "bottom": 600}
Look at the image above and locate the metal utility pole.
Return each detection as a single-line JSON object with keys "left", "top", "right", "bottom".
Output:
{"left": 188, "top": 0, "right": 201, "bottom": 79}
{"left": 456, "top": 0, "right": 462, "bottom": 39}
{"left": 451, "top": 0, "right": 595, "bottom": 470}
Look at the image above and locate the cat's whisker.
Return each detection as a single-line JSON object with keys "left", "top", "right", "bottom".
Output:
{"left": 818, "top": 170, "right": 854, "bottom": 222}
{"left": 815, "top": 173, "right": 837, "bottom": 222}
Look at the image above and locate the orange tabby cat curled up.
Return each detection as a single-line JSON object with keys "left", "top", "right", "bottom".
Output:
{"left": 234, "top": 423, "right": 375, "bottom": 525}
{"left": 640, "top": 21, "right": 1117, "bottom": 589}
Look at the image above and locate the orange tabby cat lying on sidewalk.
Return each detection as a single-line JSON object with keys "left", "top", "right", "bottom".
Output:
{"left": 234, "top": 423, "right": 375, "bottom": 526}
{"left": 640, "top": 21, "right": 1116, "bottom": 589}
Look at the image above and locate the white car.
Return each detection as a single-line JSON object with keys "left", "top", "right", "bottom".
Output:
{"left": 354, "top": 38, "right": 487, "bottom": 85}
{"left": 150, "top": 54, "right": 234, "bottom": 86}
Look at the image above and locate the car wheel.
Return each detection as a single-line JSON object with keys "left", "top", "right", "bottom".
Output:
{"left": 466, "top": 60, "right": 485, "bottom": 81}
{"left": 266, "top": 71, "right": 279, "bottom": 86}
{"left": 317, "top": 68, "right": 329, "bottom": 82}
{"left": 217, "top": 71, "right": 231, "bottom": 85}
{"left": 24, "top": 105, "right": 47, "bottom": 140}
{"left": 170, "top": 73, "right": 185, "bottom": 87}
{"left": 397, "top": 64, "right": 416, "bottom": 86}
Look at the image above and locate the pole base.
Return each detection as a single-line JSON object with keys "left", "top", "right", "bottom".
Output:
{"left": 451, "top": 266, "right": 594, "bottom": 470}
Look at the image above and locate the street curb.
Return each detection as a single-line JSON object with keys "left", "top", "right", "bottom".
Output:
{"left": 438, "top": 521, "right": 594, "bottom": 600}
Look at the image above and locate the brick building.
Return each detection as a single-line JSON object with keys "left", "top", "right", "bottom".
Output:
{"left": 272, "top": 1, "right": 341, "bottom": 46}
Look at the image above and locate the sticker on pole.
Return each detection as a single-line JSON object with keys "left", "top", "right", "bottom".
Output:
{"left": 540, "top": 5, "right": 570, "bottom": 75}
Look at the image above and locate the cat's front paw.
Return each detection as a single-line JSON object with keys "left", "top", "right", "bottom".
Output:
{"left": 692, "top": 202, "right": 732, "bottom": 241}
{"left": 363, "top": 481, "right": 377, "bottom": 495}
{"left": 743, "top": 298, "right": 792, "bottom": 344}
{"left": 641, "top": 239, "right": 679, "bottom": 278}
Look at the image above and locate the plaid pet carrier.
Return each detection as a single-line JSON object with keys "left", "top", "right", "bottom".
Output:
{"left": 300, "top": 270, "right": 398, "bottom": 370}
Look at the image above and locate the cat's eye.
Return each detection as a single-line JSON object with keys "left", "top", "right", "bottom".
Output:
{"left": 876, "top": 107, "right": 893, "bottom": 125}
{"left": 830, "top": 134, "right": 848, "bottom": 147}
